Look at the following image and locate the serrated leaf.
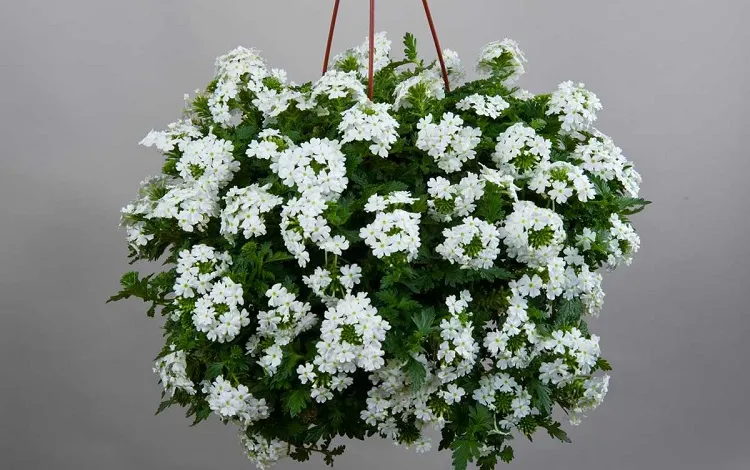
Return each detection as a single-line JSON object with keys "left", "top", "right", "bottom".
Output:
{"left": 596, "top": 357, "right": 613, "bottom": 371}
{"left": 543, "top": 420, "right": 572, "bottom": 443}
{"left": 404, "top": 356, "right": 427, "bottom": 392}
{"left": 555, "top": 298, "right": 583, "bottom": 327}
{"left": 155, "top": 398, "right": 176, "bottom": 415}
{"left": 499, "top": 445, "right": 515, "bottom": 463}
{"left": 411, "top": 308, "right": 436, "bottom": 336}
{"left": 120, "top": 271, "right": 139, "bottom": 288}
{"left": 451, "top": 437, "right": 479, "bottom": 470}
{"left": 403, "top": 32, "right": 418, "bottom": 62}
{"left": 528, "top": 379, "right": 552, "bottom": 416}
{"left": 469, "top": 404, "right": 494, "bottom": 433}
{"left": 286, "top": 388, "right": 311, "bottom": 417}
{"left": 618, "top": 197, "right": 651, "bottom": 215}
{"left": 205, "top": 362, "right": 224, "bottom": 380}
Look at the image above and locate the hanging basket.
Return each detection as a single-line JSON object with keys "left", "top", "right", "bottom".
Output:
{"left": 112, "top": 1, "right": 649, "bottom": 468}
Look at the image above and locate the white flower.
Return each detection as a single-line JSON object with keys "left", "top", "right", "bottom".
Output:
{"left": 606, "top": 214, "right": 641, "bottom": 269}
{"left": 528, "top": 161, "right": 596, "bottom": 204}
{"left": 308, "top": 70, "right": 368, "bottom": 106}
{"left": 153, "top": 345, "right": 196, "bottom": 396}
{"left": 220, "top": 184, "right": 283, "bottom": 241}
{"left": 340, "top": 264, "right": 363, "bottom": 291}
{"left": 297, "top": 364, "right": 316, "bottom": 384}
{"left": 393, "top": 72, "right": 445, "bottom": 111}
{"left": 310, "top": 292, "right": 390, "bottom": 382}
{"left": 280, "top": 191, "right": 341, "bottom": 267}
{"left": 574, "top": 134, "right": 641, "bottom": 197}
{"left": 274, "top": 137, "right": 348, "bottom": 201}
{"left": 499, "top": 201, "right": 566, "bottom": 268}
{"left": 456, "top": 94, "right": 509, "bottom": 119}
{"left": 360, "top": 193, "right": 422, "bottom": 262}
{"left": 206, "top": 376, "right": 269, "bottom": 425}
{"left": 209, "top": 47, "right": 278, "bottom": 125}
{"left": 436, "top": 216, "right": 501, "bottom": 269}
{"left": 576, "top": 227, "right": 597, "bottom": 251}
{"left": 139, "top": 119, "right": 201, "bottom": 153}
{"left": 439, "top": 383, "right": 466, "bottom": 405}
{"left": 493, "top": 123, "right": 551, "bottom": 177}
{"left": 253, "top": 283, "right": 316, "bottom": 375}
{"left": 476, "top": 39, "right": 527, "bottom": 84}
{"left": 416, "top": 113, "right": 482, "bottom": 173}
{"left": 333, "top": 31, "right": 392, "bottom": 77}
{"left": 246, "top": 129, "right": 295, "bottom": 162}
{"left": 546, "top": 81, "right": 602, "bottom": 133}
{"left": 339, "top": 101, "right": 399, "bottom": 157}
{"left": 240, "top": 433, "right": 289, "bottom": 470}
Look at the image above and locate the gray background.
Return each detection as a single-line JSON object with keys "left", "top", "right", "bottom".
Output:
{"left": 1, "top": 0, "right": 748, "bottom": 469}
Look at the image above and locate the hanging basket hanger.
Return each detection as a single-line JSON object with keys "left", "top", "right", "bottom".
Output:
{"left": 321, "top": 0, "right": 452, "bottom": 100}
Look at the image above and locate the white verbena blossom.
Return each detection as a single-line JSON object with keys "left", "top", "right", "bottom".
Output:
{"left": 220, "top": 184, "right": 283, "bottom": 241}
{"left": 476, "top": 39, "right": 527, "bottom": 84}
{"left": 493, "top": 123, "right": 552, "bottom": 177}
{"left": 153, "top": 345, "right": 196, "bottom": 396}
{"left": 436, "top": 217, "right": 502, "bottom": 269}
{"left": 360, "top": 192, "right": 422, "bottom": 261}
{"left": 416, "top": 112, "right": 482, "bottom": 173}
{"left": 528, "top": 161, "right": 596, "bottom": 204}
{"left": 546, "top": 81, "right": 602, "bottom": 133}
{"left": 338, "top": 101, "right": 399, "bottom": 157}
{"left": 499, "top": 201, "right": 566, "bottom": 268}
{"left": 274, "top": 137, "right": 348, "bottom": 201}
{"left": 456, "top": 93, "right": 510, "bottom": 119}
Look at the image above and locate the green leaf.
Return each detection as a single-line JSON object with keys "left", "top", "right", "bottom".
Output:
{"left": 289, "top": 447, "right": 312, "bottom": 462}
{"left": 155, "top": 398, "right": 177, "bottom": 415}
{"left": 475, "top": 184, "right": 506, "bottom": 223}
{"left": 469, "top": 405, "right": 494, "bottom": 433}
{"left": 205, "top": 362, "right": 224, "bottom": 380}
{"left": 596, "top": 357, "right": 613, "bottom": 371}
{"left": 411, "top": 308, "right": 436, "bottom": 336}
{"left": 403, "top": 32, "right": 418, "bottom": 63}
{"left": 285, "top": 389, "right": 311, "bottom": 417}
{"left": 499, "top": 445, "right": 515, "bottom": 463}
{"left": 617, "top": 197, "right": 652, "bottom": 215}
{"left": 451, "top": 437, "right": 479, "bottom": 470}
{"left": 120, "top": 271, "right": 139, "bottom": 289}
{"left": 404, "top": 356, "right": 427, "bottom": 392}
{"left": 478, "top": 454, "right": 498, "bottom": 470}
{"left": 555, "top": 298, "right": 583, "bottom": 327}
{"left": 542, "top": 420, "right": 572, "bottom": 443}
{"left": 528, "top": 379, "right": 552, "bottom": 416}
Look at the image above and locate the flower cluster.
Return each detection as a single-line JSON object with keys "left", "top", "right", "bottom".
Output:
{"left": 246, "top": 284, "right": 317, "bottom": 375}
{"left": 115, "top": 32, "right": 648, "bottom": 470}
{"left": 221, "top": 184, "right": 283, "bottom": 240}
{"left": 417, "top": 112, "right": 482, "bottom": 173}
{"left": 456, "top": 93, "right": 510, "bottom": 119}
{"left": 476, "top": 39, "right": 527, "bottom": 84}
{"left": 360, "top": 192, "right": 422, "bottom": 261}
{"left": 205, "top": 376, "right": 270, "bottom": 425}
{"left": 499, "top": 201, "right": 566, "bottom": 268}
{"left": 153, "top": 345, "right": 196, "bottom": 396}
{"left": 300, "top": 292, "right": 390, "bottom": 403}
{"left": 437, "top": 217, "right": 502, "bottom": 269}
{"left": 274, "top": 138, "right": 348, "bottom": 201}
{"left": 546, "top": 80, "right": 603, "bottom": 133}
{"left": 426, "top": 173, "right": 486, "bottom": 221}
{"left": 493, "top": 123, "right": 552, "bottom": 177}
{"left": 338, "top": 101, "right": 399, "bottom": 157}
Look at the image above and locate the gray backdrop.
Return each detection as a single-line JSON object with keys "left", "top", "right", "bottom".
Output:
{"left": 1, "top": 1, "right": 749, "bottom": 469}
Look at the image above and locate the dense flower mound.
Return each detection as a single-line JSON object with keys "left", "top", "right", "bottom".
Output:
{"left": 113, "top": 32, "right": 649, "bottom": 470}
